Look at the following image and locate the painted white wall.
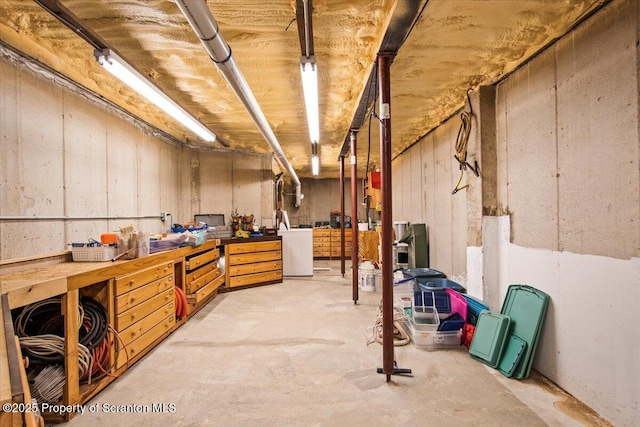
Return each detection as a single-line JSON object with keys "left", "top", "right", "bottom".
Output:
{"left": 483, "top": 216, "right": 640, "bottom": 427}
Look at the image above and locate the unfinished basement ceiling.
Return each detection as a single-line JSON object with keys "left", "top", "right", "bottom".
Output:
{"left": 0, "top": 0, "right": 606, "bottom": 178}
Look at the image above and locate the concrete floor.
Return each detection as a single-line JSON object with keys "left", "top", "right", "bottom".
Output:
{"left": 66, "top": 261, "right": 608, "bottom": 427}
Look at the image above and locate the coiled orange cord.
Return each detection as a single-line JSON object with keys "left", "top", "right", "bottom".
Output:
{"left": 174, "top": 286, "right": 188, "bottom": 320}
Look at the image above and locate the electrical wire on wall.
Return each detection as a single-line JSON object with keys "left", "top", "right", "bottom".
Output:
{"left": 452, "top": 89, "right": 480, "bottom": 195}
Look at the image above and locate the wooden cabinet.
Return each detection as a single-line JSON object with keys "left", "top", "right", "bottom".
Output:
{"left": 184, "top": 247, "right": 224, "bottom": 308}
{"left": 113, "top": 261, "right": 176, "bottom": 369}
{"left": 358, "top": 230, "right": 380, "bottom": 263}
{"left": 225, "top": 238, "right": 283, "bottom": 289}
{"left": 313, "top": 228, "right": 331, "bottom": 257}
{"left": 313, "top": 228, "right": 352, "bottom": 259}
{"left": 0, "top": 240, "right": 227, "bottom": 422}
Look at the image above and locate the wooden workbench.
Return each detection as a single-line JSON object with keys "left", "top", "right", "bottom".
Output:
{"left": 0, "top": 240, "right": 224, "bottom": 424}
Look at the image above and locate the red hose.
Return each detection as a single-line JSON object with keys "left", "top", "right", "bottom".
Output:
{"left": 174, "top": 286, "right": 188, "bottom": 320}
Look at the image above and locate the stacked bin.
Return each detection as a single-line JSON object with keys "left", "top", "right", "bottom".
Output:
{"left": 395, "top": 270, "right": 467, "bottom": 350}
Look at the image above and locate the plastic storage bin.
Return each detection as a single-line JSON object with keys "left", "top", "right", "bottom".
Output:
{"left": 411, "top": 296, "right": 440, "bottom": 331}
{"left": 413, "top": 290, "right": 451, "bottom": 314}
{"left": 171, "top": 223, "right": 208, "bottom": 233}
{"left": 415, "top": 278, "right": 466, "bottom": 293}
{"left": 402, "top": 320, "right": 463, "bottom": 350}
{"left": 401, "top": 268, "right": 446, "bottom": 279}
{"left": 500, "top": 284, "right": 549, "bottom": 379}
{"left": 72, "top": 245, "right": 118, "bottom": 262}
{"left": 462, "top": 294, "right": 489, "bottom": 325}
{"left": 446, "top": 289, "right": 468, "bottom": 321}
{"left": 468, "top": 310, "right": 510, "bottom": 368}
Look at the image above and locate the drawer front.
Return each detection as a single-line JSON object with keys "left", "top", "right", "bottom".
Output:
{"left": 115, "top": 275, "right": 174, "bottom": 313}
{"left": 187, "top": 274, "right": 224, "bottom": 304}
{"left": 116, "top": 314, "right": 175, "bottom": 369}
{"left": 185, "top": 248, "right": 219, "bottom": 271}
{"left": 313, "top": 241, "right": 331, "bottom": 248}
{"left": 331, "top": 248, "right": 350, "bottom": 256}
{"left": 185, "top": 261, "right": 218, "bottom": 284}
{"left": 228, "top": 260, "right": 281, "bottom": 277}
{"left": 313, "top": 249, "right": 330, "bottom": 257}
{"left": 313, "top": 236, "right": 330, "bottom": 244}
{"left": 228, "top": 250, "right": 281, "bottom": 265}
{"left": 187, "top": 267, "right": 220, "bottom": 294}
{"left": 114, "top": 261, "right": 174, "bottom": 295}
{"left": 313, "top": 229, "right": 331, "bottom": 237}
{"left": 117, "top": 301, "right": 175, "bottom": 347}
{"left": 115, "top": 287, "right": 175, "bottom": 331}
{"left": 227, "top": 240, "right": 281, "bottom": 255}
{"left": 229, "top": 270, "right": 283, "bottom": 288}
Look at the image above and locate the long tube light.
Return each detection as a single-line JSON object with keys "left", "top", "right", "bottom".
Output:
{"left": 94, "top": 48, "right": 216, "bottom": 142}
{"left": 301, "top": 55, "right": 319, "bottom": 143}
{"left": 311, "top": 142, "right": 319, "bottom": 176}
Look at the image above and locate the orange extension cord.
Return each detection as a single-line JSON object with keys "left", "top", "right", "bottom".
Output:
{"left": 174, "top": 286, "right": 188, "bottom": 320}
{"left": 79, "top": 325, "right": 129, "bottom": 384}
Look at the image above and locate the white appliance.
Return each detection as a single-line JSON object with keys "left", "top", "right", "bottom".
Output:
{"left": 278, "top": 228, "right": 313, "bottom": 276}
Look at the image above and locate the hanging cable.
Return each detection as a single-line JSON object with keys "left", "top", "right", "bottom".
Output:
{"left": 452, "top": 89, "right": 480, "bottom": 195}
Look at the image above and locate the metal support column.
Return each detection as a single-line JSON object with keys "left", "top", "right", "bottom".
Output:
{"left": 339, "top": 155, "right": 346, "bottom": 277}
{"left": 377, "top": 52, "right": 409, "bottom": 381}
{"left": 350, "top": 130, "right": 359, "bottom": 304}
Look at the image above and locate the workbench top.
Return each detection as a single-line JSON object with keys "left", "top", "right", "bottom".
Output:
{"left": 0, "top": 240, "right": 220, "bottom": 309}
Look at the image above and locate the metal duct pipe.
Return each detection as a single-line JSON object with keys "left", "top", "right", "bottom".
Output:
{"left": 176, "top": 0, "right": 303, "bottom": 207}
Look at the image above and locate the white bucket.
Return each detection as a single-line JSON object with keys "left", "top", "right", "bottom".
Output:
{"left": 357, "top": 222, "right": 368, "bottom": 232}
{"left": 359, "top": 262, "right": 376, "bottom": 292}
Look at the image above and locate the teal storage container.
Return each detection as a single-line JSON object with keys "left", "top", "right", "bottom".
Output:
{"left": 500, "top": 285, "right": 550, "bottom": 379}
{"left": 468, "top": 310, "right": 510, "bottom": 368}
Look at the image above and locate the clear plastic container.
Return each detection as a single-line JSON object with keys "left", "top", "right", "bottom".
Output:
{"left": 402, "top": 320, "right": 463, "bottom": 350}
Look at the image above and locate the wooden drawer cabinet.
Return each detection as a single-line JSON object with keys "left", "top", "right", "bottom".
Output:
{"left": 114, "top": 260, "right": 177, "bottom": 369}
{"left": 116, "top": 314, "right": 175, "bottom": 369}
{"left": 114, "top": 261, "right": 174, "bottom": 295}
{"left": 115, "top": 287, "right": 175, "bottom": 331}
{"left": 313, "top": 228, "right": 352, "bottom": 259}
{"left": 229, "top": 250, "right": 281, "bottom": 265}
{"left": 228, "top": 260, "right": 282, "bottom": 276}
{"left": 229, "top": 270, "right": 282, "bottom": 287}
{"left": 118, "top": 301, "right": 175, "bottom": 347}
{"left": 184, "top": 246, "right": 224, "bottom": 311}
{"left": 185, "top": 248, "right": 219, "bottom": 270}
{"left": 225, "top": 238, "right": 283, "bottom": 289}
{"left": 228, "top": 240, "right": 281, "bottom": 254}
{"left": 115, "top": 274, "right": 173, "bottom": 313}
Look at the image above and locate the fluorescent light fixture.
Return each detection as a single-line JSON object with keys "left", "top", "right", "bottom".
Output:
{"left": 300, "top": 55, "right": 319, "bottom": 143}
{"left": 311, "top": 142, "right": 319, "bottom": 176}
{"left": 94, "top": 48, "right": 216, "bottom": 142}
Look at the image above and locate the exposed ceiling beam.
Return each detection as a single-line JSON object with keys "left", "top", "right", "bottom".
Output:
{"left": 339, "top": 0, "right": 429, "bottom": 158}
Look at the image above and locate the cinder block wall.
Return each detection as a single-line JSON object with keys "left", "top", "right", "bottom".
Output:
{"left": 391, "top": 0, "right": 640, "bottom": 425}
